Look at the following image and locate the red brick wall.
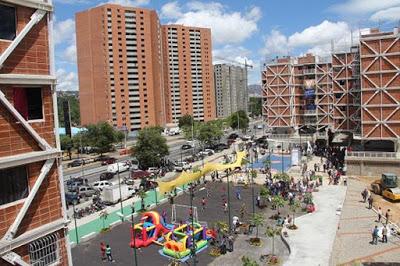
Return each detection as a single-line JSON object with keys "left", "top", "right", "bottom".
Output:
{"left": 0, "top": 86, "right": 55, "bottom": 157}
{"left": 0, "top": 6, "right": 50, "bottom": 75}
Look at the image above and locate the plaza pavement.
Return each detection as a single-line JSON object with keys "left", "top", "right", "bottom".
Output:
{"left": 330, "top": 177, "right": 400, "bottom": 265}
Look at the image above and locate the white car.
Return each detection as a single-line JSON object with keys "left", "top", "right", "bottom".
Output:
{"left": 174, "top": 162, "right": 192, "bottom": 172}
{"left": 107, "top": 162, "right": 130, "bottom": 174}
{"left": 147, "top": 167, "right": 159, "bottom": 175}
{"left": 200, "top": 149, "right": 214, "bottom": 156}
{"left": 92, "top": 181, "right": 112, "bottom": 191}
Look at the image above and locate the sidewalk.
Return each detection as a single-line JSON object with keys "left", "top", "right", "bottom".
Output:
{"left": 330, "top": 177, "right": 400, "bottom": 265}
{"left": 284, "top": 185, "right": 347, "bottom": 266}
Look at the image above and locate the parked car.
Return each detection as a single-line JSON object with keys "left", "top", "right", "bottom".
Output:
{"left": 107, "top": 162, "right": 130, "bottom": 174}
{"left": 181, "top": 144, "right": 193, "bottom": 150}
{"left": 101, "top": 157, "right": 117, "bottom": 166}
{"left": 228, "top": 133, "right": 239, "bottom": 140}
{"left": 66, "top": 177, "right": 84, "bottom": 191}
{"left": 147, "top": 167, "right": 159, "bottom": 175}
{"left": 199, "top": 149, "right": 214, "bottom": 156}
{"left": 100, "top": 172, "right": 115, "bottom": 181}
{"left": 92, "top": 181, "right": 112, "bottom": 191}
{"left": 76, "top": 186, "right": 99, "bottom": 198}
{"left": 67, "top": 159, "right": 85, "bottom": 168}
{"left": 65, "top": 192, "right": 80, "bottom": 205}
{"left": 174, "top": 161, "right": 192, "bottom": 172}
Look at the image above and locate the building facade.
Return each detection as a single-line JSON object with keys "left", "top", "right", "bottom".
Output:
{"left": 162, "top": 24, "right": 215, "bottom": 124}
{"left": 214, "top": 64, "right": 246, "bottom": 118}
{"left": 0, "top": 1, "right": 70, "bottom": 265}
{"left": 76, "top": 4, "right": 165, "bottom": 132}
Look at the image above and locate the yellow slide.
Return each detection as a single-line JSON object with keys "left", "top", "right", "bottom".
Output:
{"left": 158, "top": 151, "right": 247, "bottom": 194}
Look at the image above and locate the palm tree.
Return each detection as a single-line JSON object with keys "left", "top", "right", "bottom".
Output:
{"left": 99, "top": 210, "right": 109, "bottom": 230}
{"left": 289, "top": 200, "right": 302, "bottom": 227}
{"left": 272, "top": 195, "right": 286, "bottom": 216}
{"left": 265, "top": 226, "right": 281, "bottom": 256}
{"left": 250, "top": 213, "right": 264, "bottom": 240}
{"left": 138, "top": 189, "right": 148, "bottom": 211}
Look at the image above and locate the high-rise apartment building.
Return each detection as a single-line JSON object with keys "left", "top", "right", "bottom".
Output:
{"left": 76, "top": 4, "right": 165, "bottom": 132}
{"left": 214, "top": 64, "right": 246, "bottom": 118}
{"left": 0, "top": 1, "right": 70, "bottom": 265}
{"left": 262, "top": 27, "right": 400, "bottom": 145}
{"left": 162, "top": 25, "right": 215, "bottom": 124}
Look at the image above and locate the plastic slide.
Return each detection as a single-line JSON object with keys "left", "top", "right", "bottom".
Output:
{"left": 158, "top": 151, "right": 247, "bottom": 194}
{"left": 130, "top": 211, "right": 174, "bottom": 248}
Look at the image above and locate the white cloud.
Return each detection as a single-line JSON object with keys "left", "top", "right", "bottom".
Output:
{"left": 370, "top": 6, "right": 400, "bottom": 22}
{"left": 103, "top": 0, "right": 150, "bottom": 6}
{"left": 161, "top": 1, "right": 182, "bottom": 19}
{"left": 56, "top": 69, "right": 79, "bottom": 91}
{"left": 260, "top": 29, "right": 288, "bottom": 56}
{"left": 62, "top": 44, "right": 77, "bottom": 63}
{"left": 261, "top": 20, "right": 355, "bottom": 57}
{"left": 330, "top": 0, "right": 400, "bottom": 15}
{"left": 53, "top": 19, "right": 75, "bottom": 45}
{"left": 165, "top": 1, "right": 261, "bottom": 44}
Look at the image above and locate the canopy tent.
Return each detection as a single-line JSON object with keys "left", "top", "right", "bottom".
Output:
{"left": 158, "top": 151, "right": 247, "bottom": 195}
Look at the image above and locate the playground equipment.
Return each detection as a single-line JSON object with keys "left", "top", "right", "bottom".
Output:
{"left": 130, "top": 211, "right": 174, "bottom": 248}
{"left": 162, "top": 222, "right": 215, "bottom": 260}
{"left": 171, "top": 204, "right": 198, "bottom": 224}
{"left": 157, "top": 151, "right": 247, "bottom": 194}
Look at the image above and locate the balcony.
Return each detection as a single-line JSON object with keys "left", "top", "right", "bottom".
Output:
{"left": 303, "top": 110, "right": 317, "bottom": 116}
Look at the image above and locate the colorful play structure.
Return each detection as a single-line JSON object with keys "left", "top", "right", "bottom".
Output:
{"left": 130, "top": 151, "right": 246, "bottom": 260}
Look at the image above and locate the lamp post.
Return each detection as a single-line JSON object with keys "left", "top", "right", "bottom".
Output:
{"left": 251, "top": 155, "right": 255, "bottom": 216}
{"left": 117, "top": 162, "right": 124, "bottom": 220}
{"left": 72, "top": 201, "right": 79, "bottom": 244}
{"left": 189, "top": 183, "right": 197, "bottom": 265}
{"left": 227, "top": 169, "right": 232, "bottom": 232}
{"left": 131, "top": 205, "right": 138, "bottom": 266}
{"left": 281, "top": 142, "right": 284, "bottom": 173}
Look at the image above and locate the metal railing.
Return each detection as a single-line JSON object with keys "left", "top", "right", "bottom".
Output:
{"left": 346, "top": 151, "right": 398, "bottom": 159}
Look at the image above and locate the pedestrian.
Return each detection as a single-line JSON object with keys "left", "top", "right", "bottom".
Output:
{"left": 361, "top": 188, "right": 367, "bottom": 203}
{"left": 236, "top": 189, "right": 241, "bottom": 200}
{"left": 105, "top": 244, "right": 114, "bottom": 262}
{"left": 256, "top": 194, "right": 261, "bottom": 207}
{"left": 368, "top": 195, "right": 373, "bottom": 209}
{"left": 100, "top": 242, "right": 106, "bottom": 261}
{"left": 385, "top": 209, "right": 391, "bottom": 225}
{"left": 201, "top": 197, "right": 206, "bottom": 212}
{"left": 377, "top": 207, "right": 382, "bottom": 223}
{"left": 372, "top": 225, "right": 379, "bottom": 245}
{"left": 223, "top": 201, "right": 228, "bottom": 213}
{"left": 382, "top": 225, "right": 388, "bottom": 243}
{"left": 162, "top": 209, "right": 167, "bottom": 223}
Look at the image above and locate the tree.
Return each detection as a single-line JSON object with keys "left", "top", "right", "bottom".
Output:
{"left": 99, "top": 210, "right": 109, "bottom": 231}
{"left": 57, "top": 92, "right": 80, "bottom": 126}
{"left": 241, "top": 256, "right": 259, "bottom": 266}
{"left": 259, "top": 187, "right": 270, "bottom": 208}
{"left": 60, "top": 135, "right": 73, "bottom": 160}
{"left": 197, "top": 121, "right": 223, "bottom": 148}
{"left": 250, "top": 213, "right": 264, "bottom": 239}
{"left": 273, "top": 172, "right": 290, "bottom": 183}
{"left": 289, "top": 200, "right": 302, "bottom": 227}
{"left": 84, "top": 122, "right": 123, "bottom": 155}
{"left": 228, "top": 110, "right": 249, "bottom": 131}
{"left": 272, "top": 195, "right": 286, "bottom": 216}
{"left": 248, "top": 97, "right": 262, "bottom": 118}
{"left": 265, "top": 226, "right": 281, "bottom": 256}
{"left": 133, "top": 127, "right": 169, "bottom": 170}
{"left": 178, "top": 114, "right": 194, "bottom": 128}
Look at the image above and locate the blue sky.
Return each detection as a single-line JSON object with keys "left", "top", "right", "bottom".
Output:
{"left": 53, "top": 0, "right": 400, "bottom": 90}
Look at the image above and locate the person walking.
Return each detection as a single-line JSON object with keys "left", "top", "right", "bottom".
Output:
{"left": 385, "top": 209, "right": 391, "bottom": 225}
{"left": 372, "top": 225, "right": 379, "bottom": 245}
{"left": 377, "top": 207, "right": 382, "bottom": 223}
{"left": 201, "top": 197, "right": 206, "bottom": 212}
{"left": 223, "top": 200, "right": 228, "bottom": 213}
{"left": 105, "top": 244, "right": 114, "bottom": 262}
{"left": 361, "top": 188, "right": 368, "bottom": 203}
{"left": 256, "top": 194, "right": 261, "bottom": 207}
{"left": 368, "top": 195, "right": 373, "bottom": 209}
{"left": 100, "top": 242, "right": 106, "bottom": 261}
{"left": 382, "top": 225, "right": 388, "bottom": 243}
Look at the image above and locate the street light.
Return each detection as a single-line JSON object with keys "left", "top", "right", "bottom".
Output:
{"left": 281, "top": 142, "right": 284, "bottom": 173}
{"left": 72, "top": 201, "right": 79, "bottom": 244}
{"left": 250, "top": 155, "right": 255, "bottom": 216}
{"left": 189, "top": 183, "right": 197, "bottom": 265}
{"left": 131, "top": 205, "right": 138, "bottom": 266}
{"left": 226, "top": 168, "right": 232, "bottom": 232}
{"left": 117, "top": 162, "right": 124, "bottom": 220}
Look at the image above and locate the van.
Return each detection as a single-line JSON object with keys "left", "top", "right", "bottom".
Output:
{"left": 107, "top": 162, "right": 130, "bottom": 174}
{"left": 92, "top": 181, "right": 112, "bottom": 191}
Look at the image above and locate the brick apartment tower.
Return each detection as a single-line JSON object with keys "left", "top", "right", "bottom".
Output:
{"left": 76, "top": 4, "right": 165, "bottom": 132}
{"left": 0, "top": 1, "right": 71, "bottom": 265}
{"left": 161, "top": 25, "right": 215, "bottom": 124}
{"left": 262, "top": 54, "right": 333, "bottom": 133}
{"left": 359, "top": 28, "right": 400, "bottom": 140}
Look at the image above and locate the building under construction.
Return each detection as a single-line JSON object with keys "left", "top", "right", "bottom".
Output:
{"left": 262, "top": 27, "right": 400, "bottom": 151}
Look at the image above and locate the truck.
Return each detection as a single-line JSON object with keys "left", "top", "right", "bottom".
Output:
{"left": 371, "top": 173, "right": 400, "bottom": 201}
{"left": 107, "top": 162, "right": 130, "bottom": 174}
{"left": 102, "top": 184, "right": 132, "bottom": 205}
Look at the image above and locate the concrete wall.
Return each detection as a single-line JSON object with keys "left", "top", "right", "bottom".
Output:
{"left": 346, "top": 159, "right": 400, "bottom": 177}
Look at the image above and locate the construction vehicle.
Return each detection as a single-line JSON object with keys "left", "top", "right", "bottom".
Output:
{"left": 371, "top": 173, "right": 400, "bottom": 201}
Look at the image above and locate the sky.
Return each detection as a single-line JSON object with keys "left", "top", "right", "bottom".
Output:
{"left": 53, "top": 0, "right": 400, "bottom": 91}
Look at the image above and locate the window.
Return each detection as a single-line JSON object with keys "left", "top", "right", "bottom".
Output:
{"left": 29, "top": 233, "right": 60, "bottom": 266}
{"left": 0, "top": 166, "right": 28, "bottom": 206}
{"left": 0, "top": 4, "right": 16, "bottom": 40}
{"left": 13, "top": 88, "right": 43, "bottom": 120}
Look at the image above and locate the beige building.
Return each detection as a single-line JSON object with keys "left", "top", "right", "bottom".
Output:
{"left": 162, "top": 24, "right": 215, "bottom": 124}
{"left": 214, "top": 64, "right": 246, "bottom": 118}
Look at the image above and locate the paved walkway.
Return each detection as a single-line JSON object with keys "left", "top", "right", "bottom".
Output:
{"left": 284, "top": 184, "right": 347, "bottom": 266}
{"left": 330, "top": 177, "right": 400, "bottom": 265}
